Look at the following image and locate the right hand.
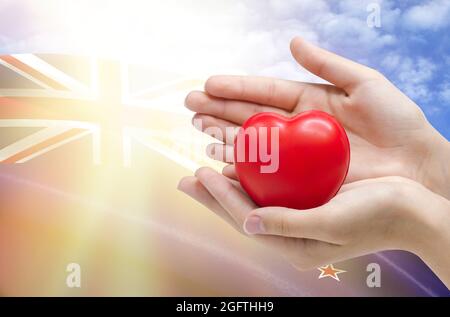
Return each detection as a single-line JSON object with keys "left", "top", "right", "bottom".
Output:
{"left": 185, "top": 37, "right": 450, "bottom": 199}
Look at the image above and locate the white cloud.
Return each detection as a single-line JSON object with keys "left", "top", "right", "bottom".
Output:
{"left": 380, "top": 53, "right": 401, "bottom": 70}
{"left": 403, "top": 0, "right": 450, "bottom": 31}
{"left": 382, "top": 54, "right": 437, "bottom": 101}
{"left": 266, "top": 0, "right": 331, "bottom": 21}
{"left": 0, "top": 0, "right": 441, "bottom": 104}
{"left": 319, "top": 13, "right": 396, "bottom": 51}
{"left": 439, "top": 82, "right": 450, "bottom": 105}
{"left": 236, "top": 0, "right": 400, "bottom": 80}
{"left": 398, "top": 58, "right": 436, "bottom": 85}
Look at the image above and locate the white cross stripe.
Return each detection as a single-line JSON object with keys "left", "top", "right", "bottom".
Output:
{"left": 12, "top": 54, "right": 93, "bottom": 95}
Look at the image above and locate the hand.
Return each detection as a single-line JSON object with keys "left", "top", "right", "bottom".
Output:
{"left": 178, "top": 167, "right": 450, "bottom": 288}
{"left": 185, "top": 37, "right": 450, "bottom": 199}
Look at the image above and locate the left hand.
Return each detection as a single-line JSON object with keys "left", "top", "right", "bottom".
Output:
{"left": 178, "top": 167, "right": 450, "bottom": 285}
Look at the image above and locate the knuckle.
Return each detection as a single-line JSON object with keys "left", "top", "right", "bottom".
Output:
{"left": 216, "top": 180, "right": 235, "bottom": 202}
{"left": 218, "top": 98, "right": 228, "bottom": 118}
{"left": 277, "top": 212, "right": 293, "bottom": 236}
{"left": 265, "top": 79, "right": 276, "bottom": 105}
{"left": 238, "top": 76, "right": 246, "bottom": 97}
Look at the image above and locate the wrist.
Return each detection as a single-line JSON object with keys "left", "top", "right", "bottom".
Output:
{"left": 404, "top": 185, "right": 450, "bottom": 288}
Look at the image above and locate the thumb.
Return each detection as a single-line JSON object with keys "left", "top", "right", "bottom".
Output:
{"left": 290, "top": 36, "right": 380, "bottom": 92}
{"left": 243, "top": 206, "right": 344, "bottom": 244}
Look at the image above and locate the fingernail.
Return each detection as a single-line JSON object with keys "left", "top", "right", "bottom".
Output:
{"left": 244, "top": 216, "right": 265, "bottom": 234}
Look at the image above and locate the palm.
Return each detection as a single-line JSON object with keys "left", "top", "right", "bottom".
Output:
{"left": 338, "top": 82, "right": 428, "bottom": 182}
{"left": 185, "top": 37, "right": 430, "bottom": 183}
{"left": 288, "top": 81, "right": 428, "bottom": 182}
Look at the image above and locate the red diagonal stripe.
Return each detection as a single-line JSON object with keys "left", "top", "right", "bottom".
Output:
{"left": 0, "top": 55, "right": 68, "bottom": 91}
{"left": 1, "top": 128, "right": 86, "bottom": 163}
{"left": 0, "top": 96, "right": 97, "bottom": 121}
{"left": 0, "top": 96, "right": 179, "bottom": 129}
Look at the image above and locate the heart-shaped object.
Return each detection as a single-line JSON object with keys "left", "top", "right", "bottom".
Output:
{"left": 234, "top": 110, "right": 350, "bottom": 210}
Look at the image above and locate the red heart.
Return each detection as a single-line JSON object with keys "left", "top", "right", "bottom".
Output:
{"left": 234, "top": 110, "right": 350, "bottom": 210}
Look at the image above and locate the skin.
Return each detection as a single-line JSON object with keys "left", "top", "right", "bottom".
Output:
{"left": 179, "top": 37, "right": 450, "bottom": 289}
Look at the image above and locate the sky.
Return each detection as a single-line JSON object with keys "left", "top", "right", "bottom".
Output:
{"left": 0, "top": 0, "right": 449, "bottom": 296}
{"left": 0, "top": 0, "right": 449, "bottom": 138}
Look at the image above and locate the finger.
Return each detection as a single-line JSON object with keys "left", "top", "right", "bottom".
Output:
{"left": 222, "top": 164, "right": 238, "bottom": 180}
{"left": 192, "top": 114, "right": 239, "bottom": 144}
{"left": 177, "top": 176, "right": 241, "bottom": 232}
{"left": 195, "top": 167, "right": 257, "bottom": 225}
{"left": 290, "top": 36, "right": 381, "bottom": 92}
{"left": 206, "top": 143, "right": 234, "bottom": 163}
{"left": 186, "top": 90, "right": 288, "bottom": 125}
{"left": 244, "top": 206, "right": 346, "bottom": 244}
{"left": 204, "top": 75, "right": 305, "bottom": 111}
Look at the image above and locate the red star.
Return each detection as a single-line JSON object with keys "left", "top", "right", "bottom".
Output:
{"left": 317, "top": 264, "right": 346, "bottom": 281}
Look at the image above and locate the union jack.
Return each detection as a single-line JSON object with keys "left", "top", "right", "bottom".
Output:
{"left": 0, "top": 54, "right": 213, "bottom": 169}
